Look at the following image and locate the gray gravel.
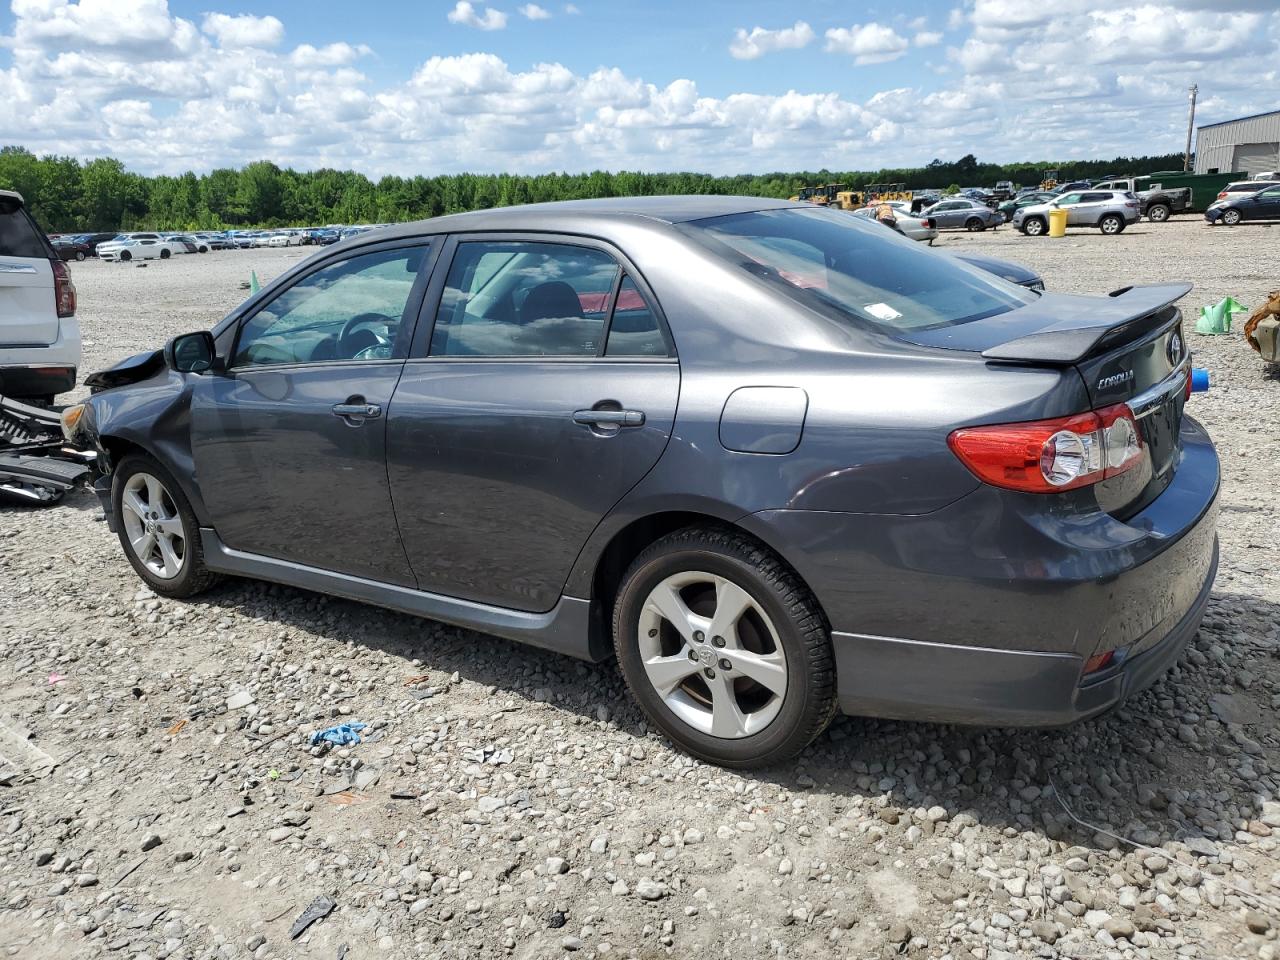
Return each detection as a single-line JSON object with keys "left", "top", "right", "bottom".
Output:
{"left": 1, "top": 219, "right": 1278, "bottom": 959}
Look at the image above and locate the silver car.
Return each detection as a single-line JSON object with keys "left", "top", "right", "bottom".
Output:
{"left": 1014, "top": 190, "right": 1140, "bottom": 236}
{"left": 851, "top": 201, "right": 938, "bottom": 242}
{"left": 921, "top": 198, "right": 1002, "bottom": 231}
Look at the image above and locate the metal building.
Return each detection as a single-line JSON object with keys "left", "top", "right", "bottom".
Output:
{"left": 1194, "top": 109, "right": 1280, "bottom": 176}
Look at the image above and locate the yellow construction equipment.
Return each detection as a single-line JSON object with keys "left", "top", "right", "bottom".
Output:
{"left": 789, "top": 183, "right": 849, "bottom": 206}
{"left": 1040, "top": 169, "right": 1059, "bottom": 191}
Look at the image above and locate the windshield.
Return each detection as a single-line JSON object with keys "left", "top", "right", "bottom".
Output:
{"left": 680, "top": 206, "right": 1034, "bottom": 333}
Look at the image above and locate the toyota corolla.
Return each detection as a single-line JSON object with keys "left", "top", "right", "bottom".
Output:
{"left": 67, "top": 197, "right": 1219, "bottom": 768}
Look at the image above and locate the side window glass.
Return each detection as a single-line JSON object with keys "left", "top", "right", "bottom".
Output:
{"left": 606, "top": 277, "right": 668, "bottom": 357}
{"left": 430, "top": 241, "right": 620, "bottom": 357}
{"left": 1058, "top": 194, "right": 1082, "bottom": 205}
{"left": 234, "top": 246, "right": 424, "bottom": 367}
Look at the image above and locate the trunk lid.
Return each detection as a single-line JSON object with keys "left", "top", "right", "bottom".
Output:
{"left": 906, "top": 284, "right": 1192, "bottom": 516}
{"left": 0, "top": 194, "right": 59, "bottom": 346}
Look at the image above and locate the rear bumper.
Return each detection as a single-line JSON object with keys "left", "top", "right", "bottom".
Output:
{"left": 0, "top": 364, "right": 77, "bottom": 398}
{"left": 830, "top": 538, "right": 1216, "bottom": 726}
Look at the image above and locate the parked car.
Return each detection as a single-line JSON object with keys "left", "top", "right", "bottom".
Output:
{"left": 1052, "top": 180, "right": 1093, "bottom": 194}
{"left": 997, "top": 191, "right": 1056, "bottom": 223}
{"left": 98, "top": 237, "right": 165, "bottom": 262}
{"left": 0, "top": 190, "right": 79, "bottom": 404}
{"left": 71, "top": 232, "right": 119, "bottom": 255}
{"left": 69, "top": 196, "right": 1219, "bottom": 768}
{"left": 1204, "top": 183, "right": 1280, "bottom": 225}
{"left": 1013, "top": 190, "right": 1140, "bottom": 236}
{"left": 851, "top": 202, "right": 937, "bottom": 242}
{"left": 922, "top": 198, "right": 1003, "bottom": 231}
{"left": 1092, "top": 178, "right": 1192, "bottom": 222}
{"left": 170, "top": 234, "right": 209, "bottom": 254}
{"left": 992, "top": 181, "right": 1015, "bottom": 201}
{"left": 52, "top": 238, "right": 92, "bottom": 261}
{"left": 947, "top": 251, "right": 1045, "bottom": 292}
{"left": 197, "top": 232, "right": 235, "bottom": 251}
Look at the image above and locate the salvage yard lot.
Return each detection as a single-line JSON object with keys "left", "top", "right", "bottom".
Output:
{"left": 2, "top": 218, "right": 1278, "bottom": 960}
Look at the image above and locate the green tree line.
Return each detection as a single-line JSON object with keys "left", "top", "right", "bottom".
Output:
{"left": 0, "top": 145, "right": 1187, "bottom": 233}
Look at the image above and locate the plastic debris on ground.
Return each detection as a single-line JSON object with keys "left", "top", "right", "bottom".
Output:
{"left": 309, "top": 722, "right": 367, "bottom": 748}
{"left": 1195, "top": 296, "right": 1247, "bottom": 335}
{"left": 289, "top": 895, "right": 336, "bottom": 939}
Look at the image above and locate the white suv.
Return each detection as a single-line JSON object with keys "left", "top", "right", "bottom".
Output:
{"left": 0, "top": 190, "right": 80, "bottom": 404}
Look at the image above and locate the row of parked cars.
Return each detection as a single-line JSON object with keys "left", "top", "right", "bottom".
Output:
{"left": 48, "top": 226, "right": 385, "bottom": 263}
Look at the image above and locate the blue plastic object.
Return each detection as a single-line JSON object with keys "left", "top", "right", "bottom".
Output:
{"left": 309, "top": 722, "right": 367, "bottom": 747}
{"left": 1190, "top": 368, "right": 1209, "bottom": 393}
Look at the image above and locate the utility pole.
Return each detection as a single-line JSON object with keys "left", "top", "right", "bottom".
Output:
{"left": 1183, "top": 84, "right": 1198, "bottom": 172}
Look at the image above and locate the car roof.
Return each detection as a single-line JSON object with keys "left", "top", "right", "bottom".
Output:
{"left": 0, "top": 188, "right": 23, "bottom": 205}
{"left": 367, "top": 195, "right": 805, "bottom": 243}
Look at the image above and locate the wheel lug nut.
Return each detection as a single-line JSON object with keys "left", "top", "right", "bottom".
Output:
{"left": 687, "top": 650, "right": 698, "bottom": 662}
{"left": 712, "top": 636, "right": 725, "bottom": 648}
{"left": 702, "top": 668, "right": 715, "bottom": 680}
{"left": 719, "top": 659, "right": 731, "bottom": 671}
{"left": 693, "top": 631, "right": 704, "bottom": 643}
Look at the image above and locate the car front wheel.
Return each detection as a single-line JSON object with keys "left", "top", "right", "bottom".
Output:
{"left": 613, "top": 526, "right": 836, "bottom": 768}
{"left": 1099, "top": 214, "right": 1125, "bottom": 235}
{"left": 75, "top": 250, "right": 86, "bottom": 261}
{"left": 120, "top": 250, "right": 132, "bottom": 261}
{"left": 1222, "top": 209, "right": 1242, "bottom": 226}
{"left": 112, "top": 454, "right": 220, "bottom": 599}
{"left": 160, "top": 248, "right": 171, "bottom": 259}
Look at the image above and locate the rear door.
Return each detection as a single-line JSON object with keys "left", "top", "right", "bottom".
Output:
{"left": 0, "top": 194, "right": 57, "bottom": 345}
{"left": 387, "top": 235, "right": 679, "bottom": 612}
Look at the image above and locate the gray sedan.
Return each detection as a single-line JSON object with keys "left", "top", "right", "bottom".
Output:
{"left": 70, "top": 196, "right": 1218, "bottom": 768}
{"left": 921, "top": 197, "right": 1003, "bottom": 231}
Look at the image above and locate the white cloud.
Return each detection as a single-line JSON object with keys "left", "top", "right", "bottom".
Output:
{"left": 201, "top": 13, "right": 284, "bottom": 48}
{"left": 518, "top": 3, "right": 551, "bottom": 18}
{"left": 729, "top": 21, "right": 815, "bottom": 60}
{"left": 564, "top": 3, "right": 580, "bottom": 13}
{"left": 447, "top": 1, "right": 508, "bottom": 31}
{"left": 947, "top": 7, "right": 966, "bottom": 30}
{"left": 1, "top": 0, "right": 1277, "bottom": 180}
{"left": 915, "top": 31, "right": 943, "bottom": 46}
{"left": 824, "top": 23, "right": 910, "bottom": 65}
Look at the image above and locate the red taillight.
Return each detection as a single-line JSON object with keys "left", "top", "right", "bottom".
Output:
{"left": 51, "top": 259, "right": 76, "bottom": 318}
{"left": 1083, "top": 650, "right": 1116, "bottom": 674}
{"left": 947, "top": 403, "right": 1143, "bottom": 493}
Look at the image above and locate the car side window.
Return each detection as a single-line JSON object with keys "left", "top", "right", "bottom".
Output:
{"left": 1082, "top": 192, "right": 1110, "bottom": 202}
{"left": 233, "top": 246, "right": 425, "bottom": 368}
{"left": 606, "top": 276, "right": 667, "bottom": 357}
{"left": 429, "top": 241, "right": 620, "bottom": 357}
{"left": 1058, "top": 193, "right": 1083, "bottom": 205}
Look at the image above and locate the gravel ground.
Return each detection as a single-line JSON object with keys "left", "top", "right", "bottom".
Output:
{"left": 2, "top": 218, "right": 1278, "bottom": 960}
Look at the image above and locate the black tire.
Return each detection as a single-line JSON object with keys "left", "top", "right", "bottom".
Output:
{"left": 1222, "top": 209, "right": 1242, "bottom": 226}
{"left": 1099, "top": 214, "right": 1125, "bottom": 235}
{"left": 111, "top": 454, "right": 220, "bottom": 599}
{"left": 612, "top": 526, "right": 836, "bottom": 768}
{"left": 965, "top": 217, "right": 985, "bottom": 232}
{"left": 120, "top": 250, "right": 132, "bottom": 262}
{"left": 1147, "top": 203, "right": 1170, "bottom": 223}
{"left": 160, "top": 248, "right": 171, "bottom": 259}
{"left": 1022, "top": 217, "right": 1047, "bottom": 236}
{"left": 75, "top": 250, "right": 86, "bottom": 261}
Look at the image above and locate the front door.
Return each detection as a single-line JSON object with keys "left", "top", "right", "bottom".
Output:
{"left": 192, "top": 242, "right": 435, "bottom": 586}
{"left": 1247, "top": 186, "right": 1280, "bottom": 221}
{"left": 387, "top": 237, "right": 679, "bottom": 612}
{"left": 1054, "top": 193, "right": 1084, "bottom": 225}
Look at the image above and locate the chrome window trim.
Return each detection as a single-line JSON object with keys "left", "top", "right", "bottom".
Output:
{"left": 1127, "top": 356, "right": 1190, "bottom": 421}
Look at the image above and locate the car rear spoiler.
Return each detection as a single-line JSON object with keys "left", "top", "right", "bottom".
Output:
{"left": 981, "top": 282, "right": 1193, "bottom": 364}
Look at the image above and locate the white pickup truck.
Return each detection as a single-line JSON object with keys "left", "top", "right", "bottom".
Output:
{"left": 1092, "top": 177, "right": 1193, "bottom": 222}
{"left": 0, "top": 190, "right": 79, "bottom": 404}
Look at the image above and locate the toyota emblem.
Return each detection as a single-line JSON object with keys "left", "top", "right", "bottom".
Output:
{"left": 1168, "top": 331, "right": 1183, "bottom": 365}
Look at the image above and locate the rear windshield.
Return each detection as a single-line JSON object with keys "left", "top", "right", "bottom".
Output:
{"left": 0, "top": 196, "right": 52, "bottom": 259}
{"left": 680, "top": 207, "right": 1034, "bottom": 333}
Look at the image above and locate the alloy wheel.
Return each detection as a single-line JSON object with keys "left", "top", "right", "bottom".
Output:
{"left": 1223, "top": 210, "right": 1241, "bottom": 226}
{"left": 120, "top": 472, "right": 187, "bottom": 579}
{"left": 637, "top": 571, "right": 787, "bottom": 739}
{"left": 1101, "top": 216, "right": 1122, "bottom": 235}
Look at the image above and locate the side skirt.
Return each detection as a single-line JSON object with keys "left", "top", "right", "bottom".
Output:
{"left": 200, "top": 528, "right": 605, "bottom": 662}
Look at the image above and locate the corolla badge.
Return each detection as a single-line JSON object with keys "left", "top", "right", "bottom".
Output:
{"left": 1168, "top": 331, "right": 1184, "bottom": 365}
{"left": 1098, "top": 370, "right": 1135, "bottom": 391}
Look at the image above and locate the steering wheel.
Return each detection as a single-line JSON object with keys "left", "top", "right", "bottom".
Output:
{"left": 338, "top": 312, "right": 395, "bottom": 360}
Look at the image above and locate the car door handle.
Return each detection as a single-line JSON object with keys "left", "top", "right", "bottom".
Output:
{"left": 332, "top": 401, "right": 382, "bottom": 422}
{"left": 573, "top": 409, "right": 645, "bottom": 428}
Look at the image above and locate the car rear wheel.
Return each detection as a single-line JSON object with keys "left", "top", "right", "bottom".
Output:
{"left": 160, "top": 248, "right": 171, "bottom": 259}
{"left": 1147, "top": 204, "right": 1170, "bottom": 222}
{"left": 613, "top": 526, "right": 836, "bottom": 768}
{"left": 1022, "top": 217, "right": 1046, "bottom": 236}
{"left": 1099, "top": 214, "right": 1125, "bottom": 235}
{"left": 965, "top": 217, "right": 985, "bottom": 232}
{"left": 112, "top": 454, "right": 220, "bottom": 599}
{"left": 1222, "top": 209, "right": 1242, "bottom": 226}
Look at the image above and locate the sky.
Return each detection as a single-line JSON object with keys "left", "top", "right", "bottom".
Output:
{"left": 0, "top": 0, "right": 1276, "bottom": 178}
